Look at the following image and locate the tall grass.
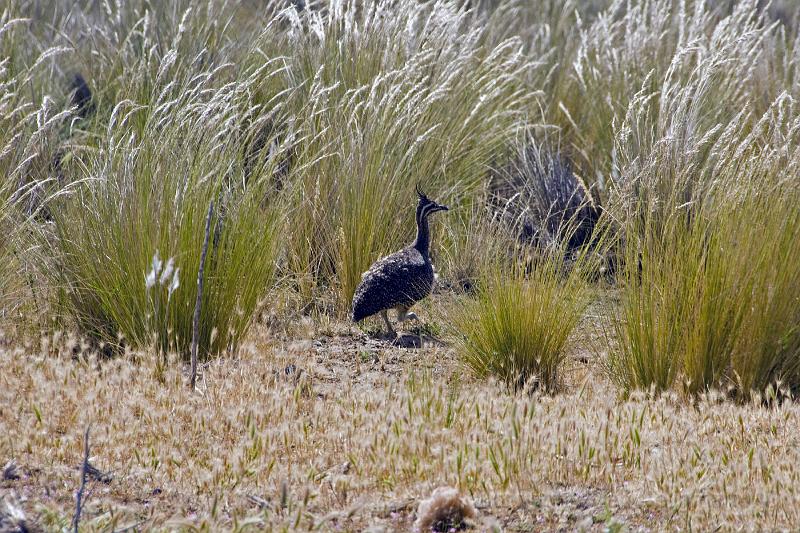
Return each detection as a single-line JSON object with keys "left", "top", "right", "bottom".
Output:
{"left": 261, "top": 1, "right": 534, "bottom": 311}
{"left": 609, "top": 185, "right": 800, "bottom": 398}
{"left": 44, "top": 59, "right": 286, "bottom": 358}
{"left": 607, "top": 202, "right": 740, "bottom": 394}
{"left": 587, "top": 1, "right": 800, "bottom": 399}
{"left": 607, "top": 93, "right": 800, "bottom": 399}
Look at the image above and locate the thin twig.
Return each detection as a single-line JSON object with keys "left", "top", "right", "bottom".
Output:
{"left": 191, "top": 201, "right": 214, "bottom": 390}
{"left": 247, "top": 493, "right": 271, "bottom": 510}
{"left": 73, "top": 425, "right": 91, "bottom": 533}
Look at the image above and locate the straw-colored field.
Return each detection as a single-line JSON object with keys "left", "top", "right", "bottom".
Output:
{"left": 2, "top": 317, "right": 800, "bottom": 531}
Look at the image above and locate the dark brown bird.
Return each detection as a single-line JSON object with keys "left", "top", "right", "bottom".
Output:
{"left": 351, "top": 186, "right": 448, "bottom": 337}
{"left": 70, "top": 73, "right": 95, "bottom": 118}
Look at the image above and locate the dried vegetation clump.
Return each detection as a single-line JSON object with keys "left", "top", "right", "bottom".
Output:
{"left": 414, "top": 486, "right": 477, "bottom": 532}
{"left": 488, "top": 139, "right": 598, "bottom": 252}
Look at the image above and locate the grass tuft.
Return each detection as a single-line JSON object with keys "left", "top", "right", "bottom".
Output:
{"left": 455, "top": 239, "right": 592, "bottom": 392}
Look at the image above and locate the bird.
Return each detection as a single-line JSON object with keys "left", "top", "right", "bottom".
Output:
{"left": 351, "top": 185, "right": 449, "bottom": 338}
{"left": 69, "top": 73, "right": 95, "bottom": 118}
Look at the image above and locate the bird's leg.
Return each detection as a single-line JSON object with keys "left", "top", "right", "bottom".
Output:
{"left": 395, "top": 306, "right": 422, "bottom": 346}
{"left": 396, "top": 306, "right": 419, "bottom": 323}
{"left": 381, "top": 310, "right": 396, "bottom": 339}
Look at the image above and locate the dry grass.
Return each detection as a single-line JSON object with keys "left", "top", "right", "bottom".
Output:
{"left": 2, "top": 318, "right": 800, "bottom": 532}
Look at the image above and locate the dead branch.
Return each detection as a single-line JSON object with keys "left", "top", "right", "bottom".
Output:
{"left": 72, "top": 426, "right": 90, "bottom": 533}
{"left": 191, "top": 201, "right": 214, "bottom": 390}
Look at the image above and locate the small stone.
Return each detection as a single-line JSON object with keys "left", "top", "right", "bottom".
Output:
{"left": 414, "top": 487, "right": 477, "bottom": 532}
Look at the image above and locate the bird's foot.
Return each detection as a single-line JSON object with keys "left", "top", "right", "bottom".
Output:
{"left": 397, "top": 311, "right": 419, "bottom": 323}
{"left": 392, "top": 333, "right": 423, "bottom": 349}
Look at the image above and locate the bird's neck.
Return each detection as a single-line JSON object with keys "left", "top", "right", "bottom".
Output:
{"left": 413, "top": 213, "right": 430, "bottom": 255}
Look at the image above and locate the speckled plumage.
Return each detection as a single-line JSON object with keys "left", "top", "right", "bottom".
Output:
{"left": 351, "top": 189, "right": 448, "bottom": 334}
{"left": 351, "top": 246, "right": 435, "bottom": 322}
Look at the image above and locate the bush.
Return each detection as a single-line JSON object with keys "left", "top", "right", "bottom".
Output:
{"left": 454, "top": 236, "right": 593, "bottom": 392}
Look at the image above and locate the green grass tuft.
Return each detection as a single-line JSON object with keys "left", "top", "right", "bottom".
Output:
{"left": 455, "top": 242, "right": 592, "bottom": 392}
{"left": 43, "top": 71, "right": 285, "bottom": 359}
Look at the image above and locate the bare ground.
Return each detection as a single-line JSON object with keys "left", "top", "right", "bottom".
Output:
{"left": 1, "top": 317, "right": 799, "bottom": 532}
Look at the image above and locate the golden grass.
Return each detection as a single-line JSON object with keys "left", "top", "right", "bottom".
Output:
{"left": 2, "top": 321, "right": 800, "bottom": 532}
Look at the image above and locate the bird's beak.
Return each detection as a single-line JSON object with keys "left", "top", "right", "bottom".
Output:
{"left": 436, "top": 203, "right": 449, "bottom": 212}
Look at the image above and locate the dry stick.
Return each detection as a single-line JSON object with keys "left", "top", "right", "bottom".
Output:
{"left": 73, "top": 426, "right": 91, "bottom": 533}
{"left": 191, "top": 201, "right": 214, "bottom": 390}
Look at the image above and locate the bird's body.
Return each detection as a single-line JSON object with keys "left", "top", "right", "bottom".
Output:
{"left": 351, "top": 187, "right": 448, "bottom": 337}
{"left": 351, "top": 246, "right": 435, "bottom": 322}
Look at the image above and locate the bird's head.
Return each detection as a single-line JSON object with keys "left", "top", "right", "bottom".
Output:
{"left": 416, "top": 183, "right": 448, "bottom": 218}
